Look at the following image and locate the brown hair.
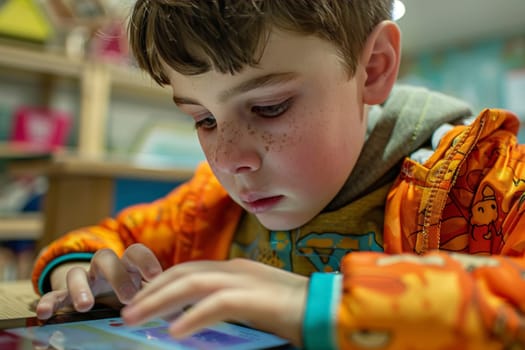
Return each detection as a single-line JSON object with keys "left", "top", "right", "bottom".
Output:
{"left": 128, "top": 0, "right": 394, "bottom": 85}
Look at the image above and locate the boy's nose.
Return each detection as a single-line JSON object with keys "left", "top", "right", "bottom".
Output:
{"left": 212, "top": 126, "right": 262, "bottom": 175}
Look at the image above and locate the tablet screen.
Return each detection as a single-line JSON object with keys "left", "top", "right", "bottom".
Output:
{"left": 0, "top": 310, "right": 291, "bottom": 350}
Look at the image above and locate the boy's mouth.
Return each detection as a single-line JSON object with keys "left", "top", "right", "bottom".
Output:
{"left": 242, "top": 195, "right": 284, "bottom": 214}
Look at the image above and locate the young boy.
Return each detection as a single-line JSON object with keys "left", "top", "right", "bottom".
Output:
{"left": 32, "top": 1, "right": 525, "bottom": 349}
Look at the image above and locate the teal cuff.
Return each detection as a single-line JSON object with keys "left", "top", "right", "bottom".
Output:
{"left": 303, "top": 272, "right": 342, "bottom": 350}
{"left": 38, "top": 252, "right": 94, "bottom": 294}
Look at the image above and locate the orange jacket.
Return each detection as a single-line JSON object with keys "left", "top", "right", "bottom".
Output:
{"left": 33, "top": 108, "right": 525, "bottom": 349}
{"left": 332, "top": 109, "right": 525, "bottom": 350}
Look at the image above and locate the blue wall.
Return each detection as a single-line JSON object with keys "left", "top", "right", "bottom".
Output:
{"left": 112, "top": 178, "right": 183, "bottom": 215}
{"left": 399, "top": 35, "right": 525, "bottom": 139}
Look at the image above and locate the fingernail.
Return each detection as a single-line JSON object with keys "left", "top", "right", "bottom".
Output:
{"left": 79, "top": 292, "right": 89, "bottom": 303}
{"left": 74, "top": 292, "right": 89, "bottom": 309}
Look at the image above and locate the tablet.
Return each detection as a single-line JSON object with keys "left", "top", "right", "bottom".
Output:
{"left": 0, "top": 309, "right": 293, "bottom": 350}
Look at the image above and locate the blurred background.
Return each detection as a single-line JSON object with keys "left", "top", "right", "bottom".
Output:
{"left": 0, "top": 0, "right": 523, "bottom": 281}
{"left": 397, "top": 0, "right": 525, "bottom": 134}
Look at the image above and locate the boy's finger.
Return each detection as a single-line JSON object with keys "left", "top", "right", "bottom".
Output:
{"left": 89, "top": 248, "right": 139, "bottom": 304}
{"left": 168, "top": 289, "right": 252, "bottom": 339}
{"left": 123, "top": 272, "right": 244, "bottom": 325}
{"left": 36, "top": 290, "right": 73, "bottom": 320}
{"left": 66, "top": 266, "right": 95, "bottom": 312}
{"left": 133, "top": 260, "right": 234, "bottom": 300}
{"left": 169, "top": 288, "right": 290, "bottom": 343}
{"left": 121, "top": 243, "right": 163, "bottom": 281}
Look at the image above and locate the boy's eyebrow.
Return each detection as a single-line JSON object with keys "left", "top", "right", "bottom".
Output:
{"left": 218, "top": 72, "right": 298, "bottom": 102}
{"left": 172, "top": 72, "right": 298, "bottom": 106}
{"left": 172, "top": 96, "right": 200, "bottom": 106}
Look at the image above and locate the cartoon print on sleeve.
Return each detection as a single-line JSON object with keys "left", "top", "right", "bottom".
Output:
{"left": 421, "top": 142, "right": 525, "bottom": 255}
{"left": 470, "top": 185, "right": 501, "bottom": 241}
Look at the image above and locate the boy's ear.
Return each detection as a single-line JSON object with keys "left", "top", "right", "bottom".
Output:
{"left": 360, "top": 21, "right": 401, "bottom": 105}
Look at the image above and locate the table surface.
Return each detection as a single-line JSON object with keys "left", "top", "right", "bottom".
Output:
{"left": 0, "top": 280, "right": 38, "bottom": 319}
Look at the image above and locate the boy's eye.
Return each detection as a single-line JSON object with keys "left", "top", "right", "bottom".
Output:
{"left": 195, "top": 116, "right": 217, "bottom": 130}
{"left": 251, "top": 98, "right": 292, "bottom": 118}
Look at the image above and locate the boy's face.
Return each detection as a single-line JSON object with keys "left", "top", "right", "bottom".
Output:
{"left": 165, "top": 30, "right": 368, "bottom": 230}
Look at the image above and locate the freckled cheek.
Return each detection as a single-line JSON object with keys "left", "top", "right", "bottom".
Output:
{"left": 259, "top": 130, "right": 292, "bottom": 153}
{"left": 197, "top": 122, "right": 240, "bottom": 164}
{"left": 262, "top": 110, "right": 313, "bottom": 153}
{"left": 268, "top": 121, "right": 323, "bottom": 172}
{"left": 281, "top": 114, "right": 346, "bottom": 173}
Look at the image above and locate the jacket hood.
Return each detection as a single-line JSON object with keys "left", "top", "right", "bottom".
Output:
{"left": 326, "top": 85, "right": 473, "bottom": 211}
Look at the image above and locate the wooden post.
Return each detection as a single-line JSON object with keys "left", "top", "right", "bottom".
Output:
{"left": 78, "top": 61, "right": 110, "bottom": 157}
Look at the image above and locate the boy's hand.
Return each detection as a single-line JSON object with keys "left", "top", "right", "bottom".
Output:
{"left": 121, "top": 258, "right": 308, "bottom": 347}
{"left": 36, "top": 244, "right": 163, "bottom": 320}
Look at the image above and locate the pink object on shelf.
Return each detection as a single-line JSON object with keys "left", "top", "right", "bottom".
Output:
{"left": 10, "top": 106, "right": 72, "bottom": 150}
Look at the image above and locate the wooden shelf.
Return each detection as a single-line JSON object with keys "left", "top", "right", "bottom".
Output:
{"left": 47, "top": 154, "right": 195, "bottom": 181}
{"left": 0, "top": 142, "right": 53, "bottom": 160}
{"left": 0, "top": 214, "right": 42, "bottom": 241}
{"left": 0, "top": 42, "right": 168, "bottom": 96}
{"left": 0, "top": 43, "right": 83, "bottom": 78}
{"left": 0, "top": 42, "right": 171, "bottom": 157}
{"left": 4, "top": 150, "right": 195, "bottom": 181}
{"left": 0, "top": 43, "right": 187, "bottom": 248}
